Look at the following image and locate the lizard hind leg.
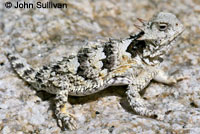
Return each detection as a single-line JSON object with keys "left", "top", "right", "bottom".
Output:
{"left": 6, "top": 52, "right": 37, "bottom": 84}
{"left": 55, "top": 90, "right": 77, "bottom": 130}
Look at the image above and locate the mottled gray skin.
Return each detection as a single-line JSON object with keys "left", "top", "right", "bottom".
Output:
{"left": 6, "top": 12, "right": 185, "bottom": 130}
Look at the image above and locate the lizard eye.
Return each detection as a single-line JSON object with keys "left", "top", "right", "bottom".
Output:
{"left": 158, "top": 23, "right": 168, "bottom": 31}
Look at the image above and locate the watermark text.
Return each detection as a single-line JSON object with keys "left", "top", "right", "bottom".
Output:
{"left": 5, "top": 1, "right": 67, "bottom": 9}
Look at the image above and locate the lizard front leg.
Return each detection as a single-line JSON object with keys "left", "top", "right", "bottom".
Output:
{"left": 126, "top": 85, "right": 164, "bottom": 120}
{"left": 126, "top": 70, "right": 165, "bottom": 120}
{"left": 55, "top": 90, "right": 77, "bottom": 130}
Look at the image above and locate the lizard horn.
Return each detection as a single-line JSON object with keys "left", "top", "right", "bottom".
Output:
{"left": 137, "top": 18, "right": 147, "bottom": 26}
{"left": 134, "top": 24, "right": 144, "bottom": 31}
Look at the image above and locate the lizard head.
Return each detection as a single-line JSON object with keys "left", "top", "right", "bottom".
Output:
{"left": 134, "top": 12, "right": 184, "bottom": 65}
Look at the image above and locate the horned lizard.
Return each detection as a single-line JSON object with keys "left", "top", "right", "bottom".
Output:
{"left": 6, "top": 12, "right": 185, "bottom": 130}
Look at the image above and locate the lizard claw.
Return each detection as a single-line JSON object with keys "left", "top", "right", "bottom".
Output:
{"left": 57, "top": 113, "right": 78, "bottom": 130}
{"left": 170, "top": 74, "right": 189, "bottom": 84}
{"left": 174, "top": 74, "right": 189, "bottom": 81}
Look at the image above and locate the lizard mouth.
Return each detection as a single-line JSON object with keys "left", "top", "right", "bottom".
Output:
{"left": 157, "top": 28, "right": 184, "bottom": 54}
{"left": 151, "top": 27, "right": 184, "bottom": 53}
{"left": 160, "top": 28, "right": 184, "bottom": 46}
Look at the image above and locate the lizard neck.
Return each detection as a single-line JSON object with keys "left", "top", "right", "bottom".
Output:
{"left": 140, "top": 41, "right": 164, "bottom": 66}
{"left": 127, "top": 34, "right": 164, "bottom": 66}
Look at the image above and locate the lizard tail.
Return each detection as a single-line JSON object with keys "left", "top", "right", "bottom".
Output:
{"left": 6, "top": 52, "right": 37, "bottom": 84}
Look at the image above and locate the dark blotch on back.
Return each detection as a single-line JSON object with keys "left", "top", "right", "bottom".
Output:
{"left": 42, "top": 66, "right": 48, "bottom": 70}
{"left": 10, "top": 56, "right": 18, "bottom": 61}
{"left": 14, "top": 63, "right": 24, "bottom": 69}
{"left": 102, "top": 41, "right": 115, "bottom": 69}
{"left": 36, "top": 72, "right": 41, "bottom": 77}
{"left": 52, "top": 65, "right": 60, "bottom": 70}
{"left": 36, "top": 78, "right": 42, "bottom": 83}
{"left": 24, "top": 69, "right": 34, "bottom": 76}
{"left": 77, "top": 48, "right": 90, "bottom": 77}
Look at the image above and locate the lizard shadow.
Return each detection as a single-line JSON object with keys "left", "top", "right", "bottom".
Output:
{"left": 36, "top": 84, "right": 150, "bottom": 117}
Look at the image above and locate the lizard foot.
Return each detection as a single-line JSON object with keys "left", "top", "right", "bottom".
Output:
{"left": 57, "top": 112, "right": 77, "bottom": 131}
